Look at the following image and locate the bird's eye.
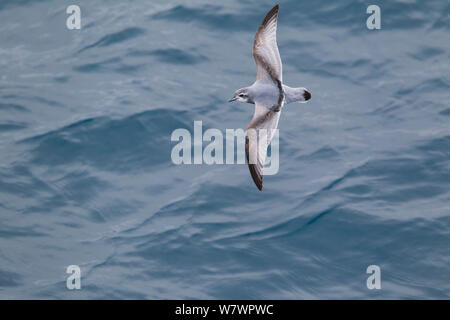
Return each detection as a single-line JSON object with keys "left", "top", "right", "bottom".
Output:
{"left": 239, "top": 93, "right": 245, "bottom": 97}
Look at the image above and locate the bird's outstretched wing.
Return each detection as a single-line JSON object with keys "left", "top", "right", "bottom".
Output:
{"left": 246, "top": 5, "right": 283, "bottom": 190}
{"left": 246, "top": 103, "right": 281, "bottom": 190}
{"left": 253, "top": 4, "right": 282, "bottom": 83}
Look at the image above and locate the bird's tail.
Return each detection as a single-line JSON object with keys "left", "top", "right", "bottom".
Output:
{"left": 283, "top": 86, "right": 311, "bottom": 104}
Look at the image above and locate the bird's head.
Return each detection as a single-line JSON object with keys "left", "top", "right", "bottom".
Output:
{"left": 229, "top": 88, "right": 253, "bottom": 104}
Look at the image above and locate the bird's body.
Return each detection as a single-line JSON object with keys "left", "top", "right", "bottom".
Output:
{"left": 244, "top": 81, "right": 310, "bottom": 107}
{"left": 229, "top": 4, "right": 311, "bottom": 190}
{"left": 248, "top": 80, "right": 280, "bottom": 107}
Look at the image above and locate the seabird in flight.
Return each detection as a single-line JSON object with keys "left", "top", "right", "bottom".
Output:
{"left": 229, "top": 4, "right": 311, "bottom": 190}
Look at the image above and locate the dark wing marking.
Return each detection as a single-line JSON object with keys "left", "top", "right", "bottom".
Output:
{"left": 252, "top": 4, "right": 284, "bottom": 110}
{"left": 253, "top": 4, "right": 282, "bottom": 82}
{"left": 245, "top": 104, "right": 281, "bottom": 190}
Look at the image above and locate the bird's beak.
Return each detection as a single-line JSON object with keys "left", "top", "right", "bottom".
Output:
{"left": 228, "top": 97, "right": 237, "bottom": 102}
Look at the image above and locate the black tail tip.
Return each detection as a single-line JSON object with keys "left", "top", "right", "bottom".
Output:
{"left": 303, "top": 90, "right": 311, "bottom": 101}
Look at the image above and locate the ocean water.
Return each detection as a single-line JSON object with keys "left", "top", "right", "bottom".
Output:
{"left": 0, "top": 0, "right": 449, "bottom": 299}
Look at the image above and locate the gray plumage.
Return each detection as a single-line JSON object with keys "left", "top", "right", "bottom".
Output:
{"left": 229, "top": 4, "right": 311, "bottom": 190}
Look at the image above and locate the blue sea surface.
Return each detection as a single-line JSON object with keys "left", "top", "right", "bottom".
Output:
{"left": 0, "top": 0, "right": 449, "bottom": 299}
